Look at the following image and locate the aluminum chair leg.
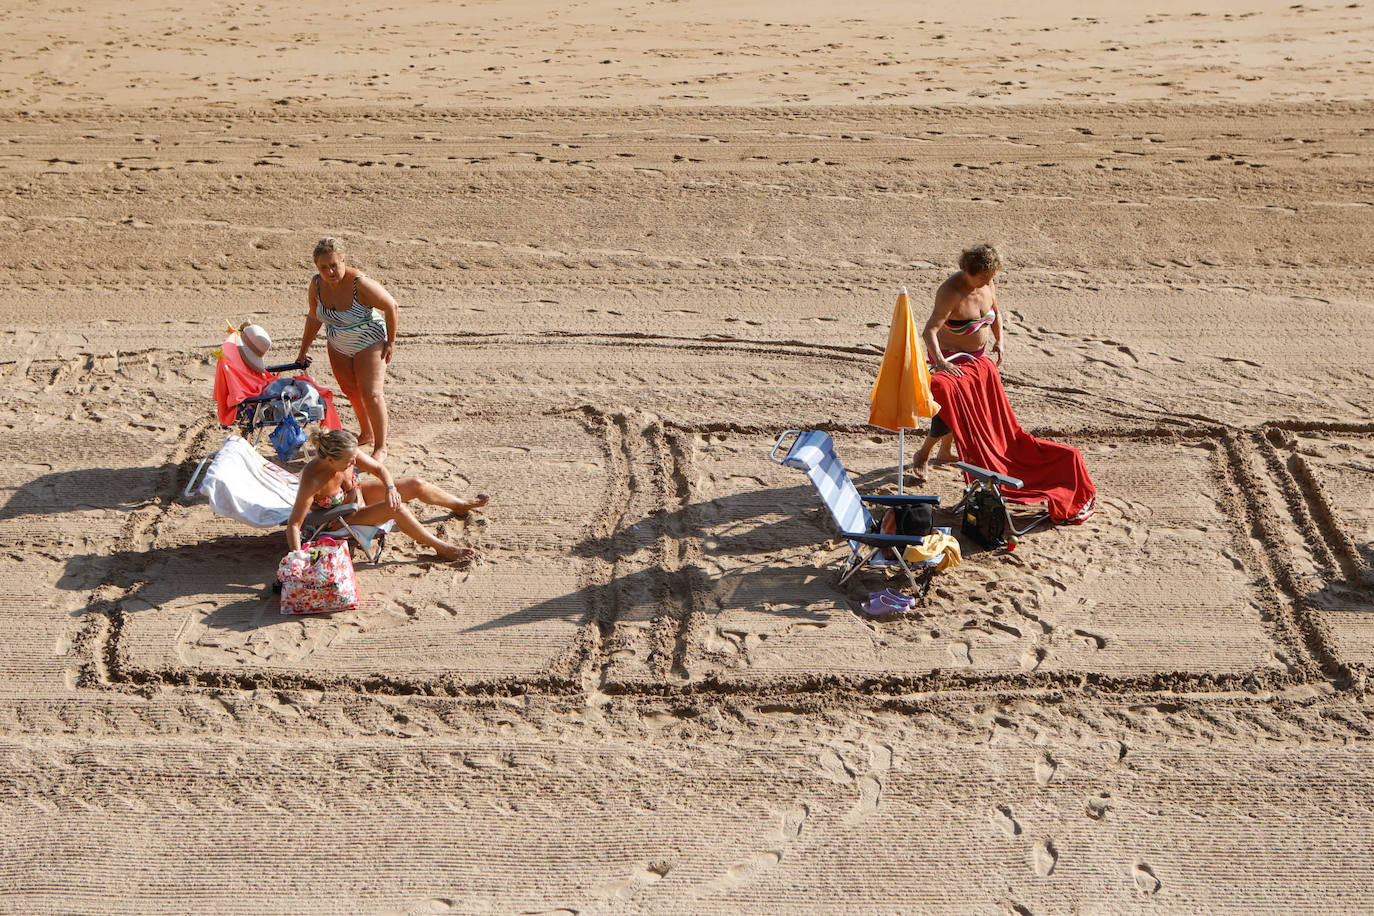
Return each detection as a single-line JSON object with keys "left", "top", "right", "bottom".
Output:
{"left": 1006, "top": 507, "right": 1054, "bottom": 538}
{"left": 183, "top": 450, "right": 218, "bottom": 498}
{"left": 891, "top": 550, "right": 920, "bottom": 592}
{"left": 837, "top": 548, "right": 871, "bottom": 587}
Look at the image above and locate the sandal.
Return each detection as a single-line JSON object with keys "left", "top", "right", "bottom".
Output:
{"left": 861, "top": 590, "right": 916, "bottom": 616}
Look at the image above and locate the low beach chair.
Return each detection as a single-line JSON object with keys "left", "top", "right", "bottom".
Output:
{"left": 952, "top": 462, "right": 1055, "bottom": 550}
{"left": 770, "top": 430, "right": 948, "bottom": 597}
{"left": 185, "top": 435, "right": 393, "bottom": 563}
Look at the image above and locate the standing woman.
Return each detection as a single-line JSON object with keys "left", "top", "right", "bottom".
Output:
{"left": 909, "top": 242, "right": 1005, "bottom": 483}
{"left": 294, "top": 237, "right": 398, "bottom": 463}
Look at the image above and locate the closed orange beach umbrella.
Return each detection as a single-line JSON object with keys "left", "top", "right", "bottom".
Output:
{"left": 869, "top": 286, "right": 938, "bottom": 491}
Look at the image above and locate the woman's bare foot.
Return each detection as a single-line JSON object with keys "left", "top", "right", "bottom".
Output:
{"left": 434, "top": 543, "right": 476, "bottom": 563}
{"left": 449, "top": 493, "right": 489, "bottom": 517}
{"left": 371, "top": 445, "right": 388, "bottom": 464}
{"left": 909, "top": 460, "right": 929, "bottom": 485}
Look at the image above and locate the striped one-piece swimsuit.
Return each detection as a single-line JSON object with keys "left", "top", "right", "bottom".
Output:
{"left": 315, "top": 274, "right": 387, "bottom": 357}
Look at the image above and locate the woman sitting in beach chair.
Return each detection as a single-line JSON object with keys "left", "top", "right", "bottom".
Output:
{"left": 288, "top": 429, "right": 489, "bottom": 563}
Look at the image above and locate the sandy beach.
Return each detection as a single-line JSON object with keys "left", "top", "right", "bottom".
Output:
{"left": 1, "top": 1, "right": 1373, "bottom": 912}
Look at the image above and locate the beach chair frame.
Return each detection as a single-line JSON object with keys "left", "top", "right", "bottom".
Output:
{"left": 770, "top": 430, "right": 945, "bottom": 596}
{"left": 184, "top": 435, "right": 393, "bottom": 566}
{"left": 299, "top": 504, "right": 391, "bottom": 565}
{"left": 951, "top": 461, "right": 1054, "bottom": 547}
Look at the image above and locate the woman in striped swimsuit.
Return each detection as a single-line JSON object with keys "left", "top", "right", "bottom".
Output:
{"left": 293, "top": 237, "right": 399, "bottom": 463}
{"left": 910, "top": 243, "right": 1006, "bottom": 484}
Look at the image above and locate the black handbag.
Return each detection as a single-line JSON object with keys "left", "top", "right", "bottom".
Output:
{"left": 880, "top": 503, "right": 934, "bottom": 538}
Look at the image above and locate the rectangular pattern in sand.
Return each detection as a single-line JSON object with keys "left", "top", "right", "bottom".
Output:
{"left": 116, "top": 416, "right": 602, "bottom": 683}
{"left": 0, "top": 429, "right": 177, "bottom": 696}
{"left": 687, "top": 433, "right": 1282, "bottom": 683}
{"left": 1286, "top": 431, "right": 1374, "bottom": 667}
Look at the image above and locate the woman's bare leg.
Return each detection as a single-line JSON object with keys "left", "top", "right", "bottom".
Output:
{"left": 345, "top": 502, "right": 473, "bottom": 561}
{"left": 359, "top": 478, "right": 489, "bottom": 515}
{"left": 327, "top": 346, "right": 374, "bottom": 447}
{"left": 352, "top": 342, "right": 389, "bottom": 463}
{"left": 934, "top": 434, "right": 958, "bottom": 463}
{"left": 910, "top": 433, "right": 939, "bottom": 483}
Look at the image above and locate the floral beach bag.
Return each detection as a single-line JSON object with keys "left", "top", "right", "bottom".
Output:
{"left": 277, "top": 537, "right": 359, "bottom": 615}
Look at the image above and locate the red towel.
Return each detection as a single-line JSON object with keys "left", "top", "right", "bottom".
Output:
{"left": 212, "top": 335, "right": 342, "bottom": 431}
{"left": 929, "top": 356, "right": 1096, "bottom": 523}
{"left": 212, "top": 337, "right": 272, "bottom": 426}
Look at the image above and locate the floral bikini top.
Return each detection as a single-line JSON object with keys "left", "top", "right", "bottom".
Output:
{"left": 313, "top": 466, "right": 358, "bottom": 509}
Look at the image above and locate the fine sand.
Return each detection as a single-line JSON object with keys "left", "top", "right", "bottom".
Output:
{"left": 2, "top": 1, "right": 1373, "bottom": 913}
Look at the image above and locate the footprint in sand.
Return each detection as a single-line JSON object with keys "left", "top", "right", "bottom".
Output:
{"left": 1032, "top": 839, "right": 1058, "bottom": 876}
{"left": 1034, "top": 752, "right": 1058, "bottom": 787}
{"left": 1132, "top": 861, "right": 1162, "bottom": 895}
{"left": 775, "top": 805, "right": 809, "bottom": 844}
{"left": 1019, "top": 647, "right": 1047, "bottom": 671}
{"left": 395, "top": 899, "right": 455, "bottom": 914}
{"left": 693, "top": 806, "right": 806, "bottom": 896}
{"left": 844, "top": 744, "right": 891, "bottom": 825}
{"left": 593, "top": 862, "right": 671, "bottom": 899}
{"left": 993, "top": 805, "right": 1022, "bottom": 837}
{"left": 1074, "top": 629, "right": 1106, "bottom": 650}
{"left": 949, "top": 640, "right": 972, "bottom": 665}
{"left": 817, "top": 747, "right": 854, "bottom": 784}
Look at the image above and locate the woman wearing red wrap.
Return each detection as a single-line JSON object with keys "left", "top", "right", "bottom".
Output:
{"left": 910, "top": 243, "right": 1005, "bottom": 483}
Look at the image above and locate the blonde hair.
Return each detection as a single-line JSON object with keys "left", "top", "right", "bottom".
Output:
{"left": 310, "top": 428, "right": 357, "bottom": 461}
{"left": 958, "top": 243, "right": 1003, "bottom": 276}
{"left": 313, "top": 237, "right": 344, "bottom": 261}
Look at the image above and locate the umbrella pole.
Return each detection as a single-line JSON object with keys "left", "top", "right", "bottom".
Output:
{"left": 898, "top": 428, "right": 905, "bottom": 495}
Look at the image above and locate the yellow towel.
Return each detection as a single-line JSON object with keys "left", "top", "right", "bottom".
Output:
{"left": 902, "top": 532, "right": 962, "bottom": 572}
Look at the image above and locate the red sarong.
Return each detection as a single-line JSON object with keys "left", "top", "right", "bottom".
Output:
{"left": 929, "top": 356, "right": 1096, "bottom": 523}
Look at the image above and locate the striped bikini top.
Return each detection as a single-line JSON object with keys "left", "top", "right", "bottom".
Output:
{"left": 945, "top": 308, "right": 995, "bottom": 336}
{"left": 314, "top": 274, "right": 383, "bottom": 330}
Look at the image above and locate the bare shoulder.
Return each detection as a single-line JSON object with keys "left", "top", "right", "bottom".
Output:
{"left": 297, "top": 458, "right": 331, "bottom": 489}
{"left": 936, "top": 271, "right": 964, "bottom": 296}
{"left": 354, "top": 273, "right": 394, "bottom": 306}
{"left": 933, "top": 272, "right": 963, "bottom": 308}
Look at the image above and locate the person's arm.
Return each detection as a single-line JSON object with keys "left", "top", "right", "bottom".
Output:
{"left": 284, "top": 465, "right": 321, "bottom": 552}
{"left": 295, "top": 277, "right": 324, "bottom": 365}
{"left": 923, "top": 284, "right": 964, "bottom": 377}
{"left": 357, "top": 277, "right": 399, "bottom": 365}
{"left": 989, "top": 284, "right": 1004, "bottom": 365}
{"left": 355, "top": 451, "right": 402, "bottom": 510}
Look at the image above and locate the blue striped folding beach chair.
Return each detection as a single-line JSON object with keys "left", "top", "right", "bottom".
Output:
{"left": 770, "top": 430, "right": 947, "bottom": 596}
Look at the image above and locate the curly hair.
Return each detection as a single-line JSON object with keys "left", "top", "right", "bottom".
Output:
{"left": 958, "top": 243, "right": 1003, "bottom": 276}
{"left": 310, "top": 428, "right": 357, "bottom": 461}
{"left": 312, "top": 237, "right": 344, "bottom": 261}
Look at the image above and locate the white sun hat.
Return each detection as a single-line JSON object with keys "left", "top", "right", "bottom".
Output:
{"left": 238, "top": 323, "right": 272, "bottom": 374}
